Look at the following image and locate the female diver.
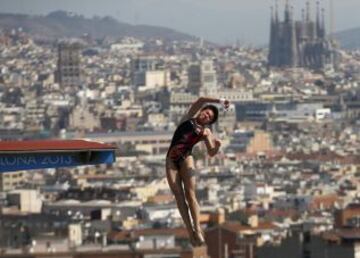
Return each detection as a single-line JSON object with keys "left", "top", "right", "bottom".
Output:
{"left": 166, "top": 97, "right": 229, "bottom": 246}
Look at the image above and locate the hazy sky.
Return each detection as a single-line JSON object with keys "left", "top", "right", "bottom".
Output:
{"left": 1, "top": 0, "right": 360, "bottom": 45}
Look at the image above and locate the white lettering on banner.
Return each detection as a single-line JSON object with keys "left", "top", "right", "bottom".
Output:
{"left": 0, "top": 155, "right": 73, "bottom": 167}
{"left": 41, "top": 156, "right": 73, "bottom": 165}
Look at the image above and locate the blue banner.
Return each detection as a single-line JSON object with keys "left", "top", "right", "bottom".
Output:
{"left": 0, "top": 151, "right": 115, "bottom": 173}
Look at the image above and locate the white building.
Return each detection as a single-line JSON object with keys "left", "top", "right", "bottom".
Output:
{"left": 244, "top": 183, "right": 274, "bottom": 201}
{"left": 7, "top": 189, "right": 43, "bottom": 213}
{"left": 110, "top": 38, "right": 144, "bottom": 53}
{"left": 68, "top": 223, "right": 82, "bottom": 247}
{"left": 315, "top": 108, "right": 331, "bottom": 121}
{"left": 140, "top": 70, "right": 170, "bottom": 91}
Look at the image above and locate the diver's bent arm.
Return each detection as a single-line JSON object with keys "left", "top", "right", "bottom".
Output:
{"left": 203, "top": 128, "right": 221, "bottom": 157}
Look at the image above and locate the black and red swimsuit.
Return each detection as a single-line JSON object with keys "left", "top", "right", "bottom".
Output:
{"left": 167, "top": 118, "right": 205, "bottom": 168}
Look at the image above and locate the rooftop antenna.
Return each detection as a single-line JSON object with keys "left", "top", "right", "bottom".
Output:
{"left": 301, "top": 8, "right": 305, "bottom": 22}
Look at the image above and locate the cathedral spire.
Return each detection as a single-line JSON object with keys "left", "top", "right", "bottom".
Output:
{"left": 306, "top": 1, "right": 311, "bottom": 22}
{"left": 301, "top": 8, "right": 305, "bottom": 22}
{"left": 284, "top": 0, "right": 290, "bottom": 22}
{"left": 290, "top": 4, "right": 298, "bottom": 67}
{"left": 275, "top": 0, "right": 279, "bottom": 23}
{"left": 316, "top": 1, "right": 320, "bottom": 23}
{"left": 321, "top": 8, "right": 326, "bottom": 37}
{"left": 290, "top": 5, "right": 294, "bottom": 21}
{"left": 316, "top": 1, "right": 321, "bottom": 38}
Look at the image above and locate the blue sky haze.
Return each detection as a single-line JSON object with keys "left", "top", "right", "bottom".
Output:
{"left": 0, "top": 0, "right": 359, "bottom": 45}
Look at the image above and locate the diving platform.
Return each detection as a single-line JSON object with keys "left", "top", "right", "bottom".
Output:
{"left": 0, "top": 140, "right": 116, "bottom": 173}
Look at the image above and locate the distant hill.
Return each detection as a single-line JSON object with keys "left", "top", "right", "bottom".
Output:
{"left": 334, "top": 27, "right": 360, "bottom": 50}
{"left": 0, "top": 11, "right": 196, "bottom": 41}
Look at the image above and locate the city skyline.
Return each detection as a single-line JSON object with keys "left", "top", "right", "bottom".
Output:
{"left": 0, "top": 0, "right": 360, "bottom": 45}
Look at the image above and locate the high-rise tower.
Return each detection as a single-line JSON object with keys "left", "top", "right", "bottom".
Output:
{"left": 188, "top": 59, "right": 217, "bottom": 95}
{"left": 57, "top": 41, "right": 82, "bottom": 88}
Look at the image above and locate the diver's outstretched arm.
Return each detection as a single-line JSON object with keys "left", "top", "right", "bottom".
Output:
{"left": 179, "top": 97, "right": 229, "bottom": 123}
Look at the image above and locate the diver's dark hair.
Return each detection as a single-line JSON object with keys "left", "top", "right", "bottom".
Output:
{"left": 201, "top": 105, "right": 219, "bottom": 125}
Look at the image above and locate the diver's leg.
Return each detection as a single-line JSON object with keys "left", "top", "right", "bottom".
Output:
{"left": 180, "top": 156, "right": 205, "bottom": 245}
{"left": 166, "top": 158, "right": 196, "bottom": 246}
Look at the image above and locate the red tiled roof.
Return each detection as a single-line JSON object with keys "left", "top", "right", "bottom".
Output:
{"left": 309, "top": 194, "right": 342, "bottom": 210}
{"left": 240, "top": 208, "right": 299, "bottom": 219}
{"left": 286, "top": 151, "right": 360, "bottom": 164}
{"left": 266, "top": 209, "right": 300, "bottom": 219}
{"left": 0, "top": 140, "right": 116, "bottom": 153}
{"left": 338, "top": 228, "right": 360, "bottom": 239}
{"left": 346, "top": 203, "right": 360, "bottom": 210}
{"left": 221, "top": 221, "right": 277, "bottom": 233}
{"left": 235, "top": 150, "right": 284, "bottom": 161}
{"left": 136, "top": 227, "right": 188, "bottom": 238}
{"left": 322, "top": 228, "right": 360, "bottom": 241}
{"left": 109, "top": 227, "right": 189, "bottom": 241}
{"left": 147, "top": 194, "right": 174, "bottom": 204}
{"left": 234, "top": 149, "right": 360, "bottom": 164}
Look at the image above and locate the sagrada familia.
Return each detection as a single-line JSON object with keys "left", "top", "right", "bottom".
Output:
{"left": 268, "top": 1, "right": 338, "bottom": 70}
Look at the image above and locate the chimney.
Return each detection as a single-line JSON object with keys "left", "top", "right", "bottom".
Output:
{"left": 213, "top": 208, "right": 225, "bottom": 225}
{"left": 152, "top": 238, "right": 157, "bottom": 249}
{"left": 248, "top": 215, "right": 259, "bottom": 228}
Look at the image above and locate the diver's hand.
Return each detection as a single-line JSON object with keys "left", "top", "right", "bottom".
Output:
{"left": 215, "top": 138, "right": 221, "bottom": 148}
{"left": 220, "top": 98, "right": 230, "bottom": 110}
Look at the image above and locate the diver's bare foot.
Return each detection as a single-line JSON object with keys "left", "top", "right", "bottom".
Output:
{"left": 189, "top": 231, "right": 197, "bottom": 247}
{"left": 194, "top": 230, "right": 205, "bottom": 246}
